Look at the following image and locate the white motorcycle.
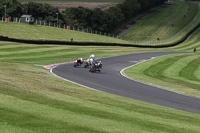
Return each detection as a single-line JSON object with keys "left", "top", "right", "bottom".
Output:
{"left": 84, "top": 58, "right": 93, "bottom": 68}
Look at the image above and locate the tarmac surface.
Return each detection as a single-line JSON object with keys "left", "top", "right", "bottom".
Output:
{"left": 51, "top": 52, "right": 200, "bottom": 114}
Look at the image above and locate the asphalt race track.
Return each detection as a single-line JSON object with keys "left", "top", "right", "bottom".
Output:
{"left": 51, "top": 52, "right": 200, "bottom": 114}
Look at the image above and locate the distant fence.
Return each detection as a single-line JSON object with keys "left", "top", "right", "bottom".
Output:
{"left": 1, "top": 22, "right": 200, "bottom": 48}
{"left": 0, "top": 17, "right": 119, "bottom": 39}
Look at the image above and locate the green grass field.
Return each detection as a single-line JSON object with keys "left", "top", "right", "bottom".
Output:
{"left": 124, "top": 53, "right": 200, "bottom": 98}
{"left": 0, "top": 22, "right": 131, "bottom": 44}
{"left": 0, "top": 28, "right": 200, "bottom": 132}
{"left": 122, "top": 24, "right": 200, "bottom": 98}
{"left": 0, "top": 41, "right": 151, "bottom": 65}
{"left": 1, "top": 0, "right": 200, "bottom": 132}
{"left": 121, "top": 0, "right": 200, "bottom": 44}
{"left": 0, "top": 41, "right": 200, "bottom": 132}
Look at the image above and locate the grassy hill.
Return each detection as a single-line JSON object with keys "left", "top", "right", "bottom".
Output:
{"left": 0, "top": 22, "right": 131, "bottom": 44}
{"left": 121, "top": 0, "right": 200, "bottom": 45}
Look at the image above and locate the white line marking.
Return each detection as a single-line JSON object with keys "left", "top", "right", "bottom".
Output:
{"left": 50, "top": 66, "right": 104, "bottom": 93}
{"left": 50, "top": 52, "right": 199, "bottom": 100}
{"left": 120, "top": 56, "right": 200, "bottom": 99}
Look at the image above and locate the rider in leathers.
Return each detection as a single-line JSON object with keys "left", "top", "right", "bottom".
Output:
{"left": 89, "top": 54, "right": 95, "bottom": 64}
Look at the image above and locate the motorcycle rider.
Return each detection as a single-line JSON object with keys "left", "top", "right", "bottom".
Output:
{"left": 89, "top": 54, "right": 95, "bottom": 60}
{"left": 77, "top": 57, "right": 84, "bottom": 64}
{"left": 89, "top": 54, "right": 95, "bottom": 64}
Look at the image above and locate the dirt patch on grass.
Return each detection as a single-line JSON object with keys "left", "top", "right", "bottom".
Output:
{"left": 33, "top": 2, "right": 121, "bottom": 12}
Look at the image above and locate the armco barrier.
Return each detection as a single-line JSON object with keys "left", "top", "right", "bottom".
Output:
{"left": 1, "top": 22, "right": 200, "bottom": 48}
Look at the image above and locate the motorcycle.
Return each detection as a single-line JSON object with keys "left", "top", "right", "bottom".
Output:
{"left": 89, "top": 61, "right": 102, "bottom": 73}
{"left": 84, "top": 58, "right": 93, "bottom": 68}
{"left": 73, "top": 57, "right": 84, "bottom": 67}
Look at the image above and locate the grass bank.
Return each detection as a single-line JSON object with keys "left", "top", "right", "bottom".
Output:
{"left": 124, "top": 53, "right": 200, "bottom": 98}
{"left": 0, "top": 22, "right": 131, "bottom": 44}
{"left": 121, "top": 0, "right": 200, "bottom": 44}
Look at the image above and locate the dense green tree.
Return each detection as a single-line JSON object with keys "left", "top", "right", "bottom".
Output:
{"left": 89, "top": 8, "right": 108, "bottom": 31}
{"left": 0, "top": 0, "right": 23, "bottom": 18}
{"left": 138, "top": 0, "right": 150, "bottom": 11}
{"left": 23, "top": 2, "right": 60, "bottom": 22}
{"left": 106, "top": 5, "right": 124, "bottom": 27}
{"left": 120, "top": 0, "right": 140, "bottom": 19}
{"left": 63, "top": 7, "right": 92, "bottom": 27}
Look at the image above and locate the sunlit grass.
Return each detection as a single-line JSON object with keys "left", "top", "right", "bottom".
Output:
{"left": 0, "top": 60, "right": 199, "bottom": 133}
{"left": 124, "top": 53, "right": 200, "bottom": 98}
{"left": 0, "top": 22, "right": 131, "bottom": 44}
{"left": 121, "top": 0, "right": 200, "bottom": 43}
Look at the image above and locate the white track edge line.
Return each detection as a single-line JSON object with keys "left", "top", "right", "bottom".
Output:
{"left": 50, "top": 65, "right": 105, "bottom": 93}
{"left": 120, "top": 56, "right": 200, "bottom": 99}
{"left": 50, "top": 52, "right": 199, "bottom": 100}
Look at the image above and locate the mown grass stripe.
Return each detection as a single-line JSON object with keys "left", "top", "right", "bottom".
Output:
{"left": 125, "top": 53, "right": 200, "bottom": 97}
{"left": 0, "top": 107, "right": 107, "bottom": 133}
{"left": 179, "top": 57, "right": 200, "bottom": 81}
{"left": 194, "top": 63, "right": 200, "bottom": 80}
{"left": 163, "top": 55, "right": 197, "bottom": 80}
{"left": 143, "top": 55, "right": 185, "bottom": 79}
{"left": 0, "top": 48, "right": 77, "bottom": 57}
{"left": 0, "top": 85, "right": 199, "bottom": 133}
{"left": 0, "top": 46, "right": 41, "bottom": 52}
{"left": 143, "top": 54, "right": 200, "bottom": 90}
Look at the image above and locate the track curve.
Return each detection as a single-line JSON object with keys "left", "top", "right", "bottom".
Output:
{"left": 51, "top": 52, "right": 200, "bottom": 114}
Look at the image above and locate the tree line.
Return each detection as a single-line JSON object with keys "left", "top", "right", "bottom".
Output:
{"left": 0, "top": 0, "right": 166, "bottom": 33}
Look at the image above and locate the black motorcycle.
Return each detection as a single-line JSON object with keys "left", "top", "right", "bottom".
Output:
{"left": 89, "top": 61, "right": 102, "bottom": 73}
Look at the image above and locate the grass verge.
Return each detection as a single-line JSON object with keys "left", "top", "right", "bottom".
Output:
{"left": 124, "top": 53, "right": 200, "bottom": 98}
